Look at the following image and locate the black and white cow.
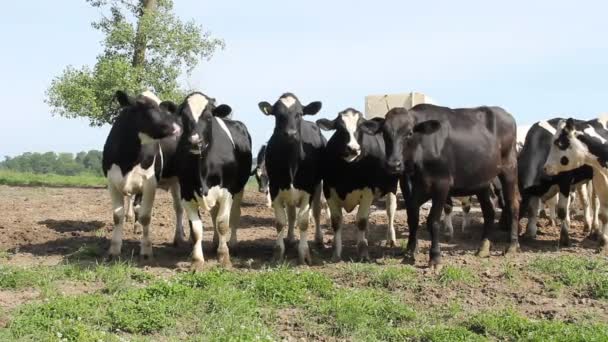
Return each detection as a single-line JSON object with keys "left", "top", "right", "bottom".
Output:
{"left": 543, "top": 116, "right": 608, "bottom": 251}
{"left": 176, "top": 92, "right": 252, "bottom": 271}
{"left": 258, "top": 93, "right": 326, "bottom": 265}
{"left": 519, "top": 118, "right": 595, "bottom": 246}
{"left": 251, "top": 144, "right": 272, "bottom": 207}
{"left": 316, "top": 109, "right": 398, "bottom": 261}
{"left": 361, "top": 104, "right": 520, "bottom": 269}
{"left": 102, "top": 90, "right": 185, "bottom": 260}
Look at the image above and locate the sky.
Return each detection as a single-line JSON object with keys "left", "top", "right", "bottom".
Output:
{"left": 1, "top": 0, "right": 608, "bottom": 157}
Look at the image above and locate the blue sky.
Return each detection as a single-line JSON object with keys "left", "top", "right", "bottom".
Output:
{"left": 1, "top": 0, "right": 608, "bottom": 157}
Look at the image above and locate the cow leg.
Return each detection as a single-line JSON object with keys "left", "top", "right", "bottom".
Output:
{"left": 499, "top": 167, "right": 520, "bottom": 255}
{"left": 385, "top": 192, "right": 398, "bottom": 248}
{"left": 428, "top": 185, "right": 448, "bottom": 270}
{"left": 137, "top": 181, "right": 157, "bottom": 261}
{"left": 577, "top": 183, "right": 592, "bottom": 233}
{"left": 356, "top": 190, "right": 374, "bottom": 262}
{"left": 591, "top": 184, "right": 600, "bottom": 240}
{"left": 296, "top": 195, "right": 312, "bottom": 265}
{"left": 125, "top": 195, "right": 135, "bottom": 223}
{"left": 272, "top": 203, "right": 288, "bottom": 262}
{"left": 228, "top": 190, "right": 243, "bottom": 250}
{"left": 404, "top": 203, "right": 420, "bottom": 264}
{"left": 524, "top": 196, "right": 541, "bottom": 238}
{"left": 184, "top": 200, "right": 204, "bottom": 271}
{"left": 215, "top": 193, "right": 234, "bottom": 268}
{"left": 557, "top": 188, "right": 572, "bottom": 247}
{"left": 476, "top": 187, "right": 496, "bottom": 258}
{"left": 328, "top": 197, "right": 344, "bottom": 262}
{"left": 312, "top": 184, "right": 324, "bottom": 247}
{"left": 266, "top": 192, "right": 272, "bottom": 208}
{"left": 107, "top": 184, "right": 125, "bottom": 260}
{"left": 286, "top": 205, "right": 297, "bottom": 247}
{"left": 211, "top": 205, "right": 219, "bottom": 251}
{"left": 546, "top": 194, "right": 558, "bottom": 226}
{"left": 442, "top": 200, "right": 455, "bottom": 242}
{"left": 170, "top": 183, "right": 188, "bottom": 247}
{"left": 461, "top": 197, "right": 472, "bottom": 233}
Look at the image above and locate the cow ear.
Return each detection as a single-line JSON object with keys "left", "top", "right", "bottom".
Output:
{"left": 316, "top": 118, "right": 336, "bottom": 131}
{"left": 565, "top": 118, "right": 575, "bottom": 132}
{"left": 303, "top": 101, "right": 322, "bottom": 115}
{"left": 258, "top": 102, "right": 273, "bottom": 116}
{"left": 160, "top": 101, "right": 178, "bottom": 114}
{"left": 360, "top": 118, "right": 384, "bottom": 135}
{"left": 413, "top": 120, "right": 441, "bottom": 135}
{"left": 115, "top": 90, "right": 134, "bottom": 107}
{"left": 213, "top": 104, "right": 232, "bottom": 118}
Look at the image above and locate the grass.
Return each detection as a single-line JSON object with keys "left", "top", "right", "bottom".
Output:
{"left": 2, "top": 259, "right": 608, "bottom": 341}
{"left": 530, "top": 255, "right": 608, "bottom": 299}
{"left": 0, "top": 170, "right": 105, "bottom": 188}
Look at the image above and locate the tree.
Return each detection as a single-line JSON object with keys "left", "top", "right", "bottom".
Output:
{"left": 46, "top": 0, "right": 224, "bottom": 126}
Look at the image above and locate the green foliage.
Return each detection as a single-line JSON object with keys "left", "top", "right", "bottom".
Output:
{"left": 1, "top": 150, "right": 102, "bottom": 176}
{"left": 46, "top": 0, "right": 224, "bottom": 125}
{"left": 530, "top": 255, "right": 608, "bottom": 299}
{"left": 0, "top": 170, "right": 105, "bottom": 188}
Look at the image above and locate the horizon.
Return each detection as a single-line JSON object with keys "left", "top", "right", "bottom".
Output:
{"left": 1, "top": 0, "right": 607, "bottom": 157}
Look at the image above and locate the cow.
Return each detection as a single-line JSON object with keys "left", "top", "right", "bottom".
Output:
{"left": 258, "top": 93, "right": 326, "bottom": 265}
{"left": 519, "top": 118, "right": 596, "bottom": 246}
{"left": 251, "top": 144, "right": 272, "bottom": 207}
{"left": 175, "top": 92, "right": 252, "bottom": 271}
{"left": 102, "top": 90, "right": 185, "bottom": 261}
{"left": 316, "top": 109, "right": 399, "bottom": 261}
{"left": 543, "top": 116, "right": 608, "bottom": 251}
{"left": 361, "top": 104, "right": 520, "bottom": 270}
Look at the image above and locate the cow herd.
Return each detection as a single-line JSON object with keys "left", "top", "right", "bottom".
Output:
{"left": 101, "top": 90, "right": 608, "bottom": 272}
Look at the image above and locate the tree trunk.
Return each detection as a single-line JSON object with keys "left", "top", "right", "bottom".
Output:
{"left": 132, "top": 0, "right": 157, "bottom": 68}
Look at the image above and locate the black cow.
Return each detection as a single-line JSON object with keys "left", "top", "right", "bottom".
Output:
{"left": 543, "top": 116, "right": 608, "bottom": 251}
{"left": 102, "top": 90, "right": 184, "bottom": 260}
{"left": 316, "top": 109, "right": 398, "bottom": 261}
{"left": 361, "top": 104, "right": 520, "bottom": 270}
{"left": 176, "top": 92, "right": 252, "bottom": 271}
{"left": 518, "top": 118, "right": 595, "bottom": 246}
{"left": 258, "top": 93, "right": 326, "bottom": 265}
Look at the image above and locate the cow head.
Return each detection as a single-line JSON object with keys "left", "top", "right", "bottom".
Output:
{"left": 258, "top": 93, "right": 322, "bottom": 143}
{"left": 115, "top": 90, "right": 181, "bottom": 144}
{"left": 360, "top": 108, "right": 441, "bottom": 175}
{"left": 251, "top": 145, "right": 269, "bottom": 194}
{"left": 316, "top": 108, "right": 366, "bottom": 162}
{"left": 543, "top": 118, "right": 593, "bottom": 175}
{"left": 178, "top": 92, "right": 232, "bottom": 154}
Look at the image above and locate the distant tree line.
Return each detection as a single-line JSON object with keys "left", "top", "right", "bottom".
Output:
{"left": 0, "top": 151, "right": 103, "bottom": 176}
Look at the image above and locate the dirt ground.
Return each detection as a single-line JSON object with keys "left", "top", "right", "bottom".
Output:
{"left": 0, "top": 184, "right": 607, "bottom": 324}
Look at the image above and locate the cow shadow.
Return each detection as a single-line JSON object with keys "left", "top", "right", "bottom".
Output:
{"left": 38, "top": 219, "right": 105, "bottom": 233}
{"left": 239, "top": 215, "right": 275, "bottom": 229}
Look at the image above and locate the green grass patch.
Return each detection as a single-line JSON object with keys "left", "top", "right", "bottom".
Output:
{"left": 530, "top": 255, "right": 608, "bottom": 299}
{"left": 466, "top": 309, "right": 608, "bottom": 341}
{"left": 0, "top": 262, "right": 153, "bottom": 294}
{"left": 0, "top": 170, "right": 105, "bottom": 188}
{"left": 438, "top": 265, "right": 477, "bottom": 286}
{"left": 315, "top": 288, "right": 416, "bottom": 340}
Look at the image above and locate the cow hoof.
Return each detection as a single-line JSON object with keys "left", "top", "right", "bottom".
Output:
{"left": 285, "top": 238, "right": 297, "bottom": 248}
{"left": 190, "top": 260, "right": 205, "bottom": 273}
{"left": 105, "top": 253, "right": 120, "bottom": 263}
{"left": 505, "top": 243, "right": 519, "bottom": 256}
{"left": 298, "top": 250, "right": 312, "bottom": 266}
{"left": 402, "top": 252, "right": 416, "bottom": 265}
{"left": 331, "top": 254, "right": 342, "bottom": 263}
{"left": 523, "top": 232, "right": 537, "bottom": 241}
{"left": 218, "top": 248, "right": 232, "bottom": 268}
{"left": 386, "top": 239, "right": 397, "bottom": 248}
{"left": 587, "top": 231, "right": 599, "bottom": 241}
{"left": 272, "top": 246, "right": 285, "bottom": 264}
{"left": 476, "top": 240, "right": 491, "bottom": 258}
{"left": 445, "top": 233, "right": 454, "bottom": 243}
{"left": 429, "top": 258, "right": 443, "bottom": 274}
{"left": 173, "top": 237, "right": 190, "bottom": 249}
{"left": 559, "top": 234, "right": 571, "bottom": 248}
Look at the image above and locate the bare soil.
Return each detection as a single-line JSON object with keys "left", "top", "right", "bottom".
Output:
{"left": 0, "top": 185, "right": 606, "bottom": 323}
